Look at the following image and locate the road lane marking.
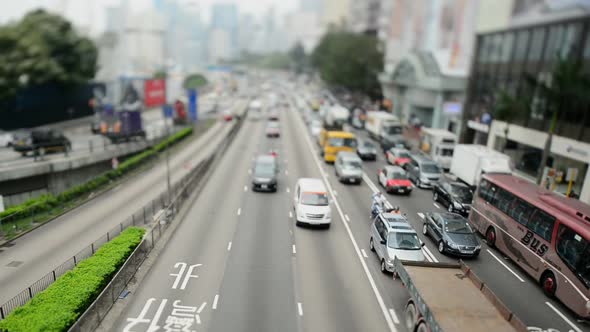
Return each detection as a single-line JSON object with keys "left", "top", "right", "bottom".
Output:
{"left": 362, "top": 172, "right": 380, "bottom": 193}
{"left": 422, "top": 249, "right": 433, "bottom": 262}
{"left": 248, "top": 169, "right": 252, "bottom": 175}
{"left": 486, "top": 249, "right": 525, "bottom": 282}
{"left": 237, "top": 208, "right": 241, "bottom": 216}
{"left": 197, "top": 302, "right": 207, "bottom": 313}
{"left": 212, "top": 295, "right": 219, "bottom": 310}
{"left": 289, "top": 211, "right": 293, "bottom": 218}
{"left": 433, "top": 203, "right": 441, "bottom": 209}
{"left": 361, "top": 249, "right": 368, "bottom": 258}
{"left": 292, "top": 245, "right": 297, "bottom": 254}
{"left": 545, "top": 301, "right": 582, "bottom": 332}
{"left": 285, "top": 169, "right": 289, "bottom": 175}
{"left": 417, "top": 212, "right": 425, "bottom": 219}
{"left": 286, "top": 187, "right": 290, "bottom": 193}
{"left": 333, "top": 190, "right": 338, "bottom": 196}
{"left": 297, "top": 302, "right": 303, "bottom": 316}
{"left": 345, "top": 214, "right": 350, "bottom": 222}
{"left": 295, "top": 105, "right": 398, "bottom": 332}
{"left": 227, "top": 242, "right": 232, "bottom": 251}
{"left": 421, "top": 247, "right": 438, "bottom": 263}
{"left": 389, "top": 308, "right": 400, "bottom": 324}
{"left": 244, "top": 185, "right": 248, "bottom": 192}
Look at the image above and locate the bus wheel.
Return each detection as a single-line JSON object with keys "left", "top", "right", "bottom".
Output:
{"left": 541, "top": 271, "right": 557, "bottom": 297}
{"left": 404, "top": 302, "right": 417, "bottom": 331}
{"left": 485, "top": 227, "right": 496, "bottom": 247}
{"left": 416, "top": 322, "right": 428, "bottom": 332}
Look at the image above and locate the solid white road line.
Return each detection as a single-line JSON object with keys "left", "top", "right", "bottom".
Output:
{"left": 298, "top": 302, "right": 303, "bottom": 316}
{"left": 388, "top": 308, "right": 400, "bottom": 325}
{"left": 289, "top": 211, "right": 293, "bottom": 218}
{"left": 237, "top": 208, "right": 241, "bottom": 216}
{"left": 292, "top": 245, "right": 297, "bottom": 254}
{"left": 197, "top": 302, "right": 207, "bottom": 313}
{"left": 422, "top": 249, "right": 433, "bottom": 262}
{"left": 212, "top": 295, "right": 219, "bottom": 310}
{"left": 286, "top": 187, "right": 290, "bottom": 193}
{"left": 545, "top": 301, "right": 583, "bottom": 332}
{"left": 433, "top": 203, "right": 441, "bottom": 209}
{"left": 362, "top": 172, "right": 379, "bottom": 193}
{"left": 361, "top": 249, "right": 369, "bottom": 258}
{"left": 227, "top": 242, "right": 232, "bottom": 251}
{"left": 333, "top": 190, "right": 338, "bottom": 196}
{"left": 295, "top": 105, "right": 398, "bottom": 332}
{"left": 345, "top": 214, "right": 350, "bottom": 222}
{"left": 422, "top": 247, "right": 438, "bottom": 263}
{"left": 486, "top": 249, "right": 525, "bottom": 283}
{"left": 417, "top": 212, "right": 425, "bottom": 219}
{"left": 244, "top": 185, "right": 248, "bottom": 192}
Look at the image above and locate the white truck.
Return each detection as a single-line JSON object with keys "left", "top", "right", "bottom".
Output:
{"left": 420, "top": 128, "right": 457, "bottom": 170}
{"left": 322, "top": 105, "right": 350, "bottom": 130}
{"left": 365, "top": 111, "right": 403, "bottom": 142}
{"left": 450, "top": 144, "right": 513, "bottom": 187}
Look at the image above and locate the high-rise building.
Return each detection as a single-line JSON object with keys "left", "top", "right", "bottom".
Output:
{"left": 321, "top": 0, "right": 351, "bottom": 29}
{"left": 300, "top": 0, "right": 322, "bottom": 13}
{"left": 210, "top": 3, "right": 239, "bottom": 60}
{"left": 350, "top": 0, "right": 382, "bottom": 35}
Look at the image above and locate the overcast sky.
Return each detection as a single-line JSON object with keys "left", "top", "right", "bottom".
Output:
{"left": 0, "top": 0, "right": 297, "bottom": 35}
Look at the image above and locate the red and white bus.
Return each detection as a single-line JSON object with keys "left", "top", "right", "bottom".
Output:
{"left": 470, "top": 173, "right": 590, "bottom": 318}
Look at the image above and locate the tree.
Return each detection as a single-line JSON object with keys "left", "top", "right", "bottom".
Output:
{"left": 289, "top": 41, "right": 307, "bottom": 74}
{"left": 183, "top": 74, "right": 208, "bottom": 90}
{"left": 312, "top": 31, "right": 383, "bottom": 99}
{"left": 153, "top": 70, "right": 167, "bottom": 79}
{"left": 0, "top": 9, "right": 98, "bottom": 99}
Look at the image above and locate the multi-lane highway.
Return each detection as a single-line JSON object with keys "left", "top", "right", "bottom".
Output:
{"left": 111, "top": 85, "right": 590, "bottom": 332}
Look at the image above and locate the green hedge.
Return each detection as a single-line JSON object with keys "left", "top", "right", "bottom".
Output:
{"left": 0, "top": 227, "right": 145, "bottom": 332}
{"left": 0, "top": 127, "right": 193, "bottom": 225}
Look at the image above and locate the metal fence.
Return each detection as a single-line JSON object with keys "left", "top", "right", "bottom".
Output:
{"left": 0, "top": 111, "right": 245, "bottom": 326}
{"left": 0, "top": 126, "right": 185, "bottom": 242}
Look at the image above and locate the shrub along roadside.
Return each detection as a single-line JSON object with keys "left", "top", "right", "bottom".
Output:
{"left": 0, "top": 127, "right": 193, "bottom": 228}
{"left": 0, "top": 227, "right": 145, "bottom": 332}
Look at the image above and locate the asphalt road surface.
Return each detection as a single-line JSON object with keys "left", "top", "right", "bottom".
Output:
{"left": 0, "top": 98, "right": 247, "bottom": 307}
{"left": 112, "top": 86, "right": 590, "bottom": 332}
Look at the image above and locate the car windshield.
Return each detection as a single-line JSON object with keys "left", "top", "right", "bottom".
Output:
{"left": 396, "top": 150, "right": 410, "bottom": 158}
{"left": 422, "top": 163, "right": 441, "bottom": 174}
{"left": 384, "top": 126, "right": 402, "bottom": 135}
{"left": 440, "top": 148, "right": 454, "bottom": 156}
{"left": 344, "top": 160, "right": 362, "bottom": 169}
{"left": 254, "top": 162, "right": 275, "bottom": 177}
{"left": 388, "top": 171, "right": 407, "bottom": 180}
{"left": 362, "top": 141, "right": 375, "bottom": 148}
{"left": 301, "top": 192, "right": 329, "bottom": 206}
{"left": 329, "top": 137, "right": 357, "bottom": 148}
{"left": 388, "top": 232, "right": 421, "bottom": 250}
{"left": 451, "top": 184, "right": 473, "bottom": 202}
{"left": 444, "top": 218, "right": 473, "bottom": 234}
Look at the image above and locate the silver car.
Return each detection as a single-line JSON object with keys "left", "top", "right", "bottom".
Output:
{"left": 370, "top": 213, "right": 425, "bottom": 273}
{"left": 406, "top": 154, "right": 443, "bottom": 189}
{"left": 334, "top": 151, "right": 362, "bottom": 184}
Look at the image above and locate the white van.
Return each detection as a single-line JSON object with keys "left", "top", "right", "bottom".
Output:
{"left": 293, "top": 178, "right": 332, "bottom": 228}
{"left": 420, "top": 128, "right": 457, "bottom": 170}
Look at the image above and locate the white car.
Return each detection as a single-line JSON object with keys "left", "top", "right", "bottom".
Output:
{"left": 0, "top": 131, "right": 14, "bottom": 147}
{"left": 309, "top": 120, "right": 322, "bottom": 138}
{"left": 293, "top": 178, "right": 331, "bottom": 228}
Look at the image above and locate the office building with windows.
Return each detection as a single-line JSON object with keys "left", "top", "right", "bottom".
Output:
{"left": 462, "top": 13, "right": 590, "bottom": 204}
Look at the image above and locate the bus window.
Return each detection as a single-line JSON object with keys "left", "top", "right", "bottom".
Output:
{"left": 492, "top": 187, "right": 515, "bottom": 215}
{"left": 478, "top": 180, "right": 494, "bottom": 202}
{"left": 509, "top": 198, "right": 535, "bottom": 226}
{"left": 528, "top": 210, "right": 555, "bottom": 241}
{"left": 557, "top": 224, "right": 590, "bottom": 288}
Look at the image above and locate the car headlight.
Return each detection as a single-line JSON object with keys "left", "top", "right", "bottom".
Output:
{"left": 475, "top": 245, "right": 482, "bottom": 250}
{"left": 586, "top": 300, "right": 590, "bottom": 310}
{"left": 387, "top": 258, "right": 395, "bottom": 264}
{"left": 447, "top": 242, "right": 458, "bottom": 249}
{"left": 420, "top": 176, "right": 429, "bottom": 182}
{"left": 453, "top": 202, "right": 462, "bottom": 209}
{"left": 325, "top": 210, "right": 331, "bottom": 219}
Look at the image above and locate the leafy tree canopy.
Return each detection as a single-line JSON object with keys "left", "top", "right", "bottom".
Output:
{"left": 0, "top": 9, "right": 98, "bottom": 99}
{"left": 183, "top": 73, "right": 208, "bottom": 89}
{"left": 312, "top": 31, "right": 383, "bottom": 98}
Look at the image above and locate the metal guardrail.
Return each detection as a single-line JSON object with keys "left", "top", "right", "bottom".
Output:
{"left": 67, "top": 108, "right": 246, "bottom": 331}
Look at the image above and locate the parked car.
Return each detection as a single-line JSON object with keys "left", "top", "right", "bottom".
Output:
{"left": 406, "top": 154, "right": 442, "bottom": 189}
{"left": 265, "top": 121, "right": 280, "bottom": 138}
{"left": 385, "top": 147, "right": 411, "bottom": 167}
{"left": 357, "top": 140, "right": 377, "bottom": 161}
{"left": 377, "top": 165, "right": 413, "bottom": 195}
{"left": 252, "top": 155, "right": 279, "bottom": 192}
{"left": 334, "top": 151, "right": 363, "bottom": 184}
{"left": 422, "top": 212, "right": 481, "bottom": 257}
{"left": 432, "top": 179, "right": 473, "bottom": 216}
{"left": 12, "top": 129, "right": 71, "bottom": 156}
{"left": 370, "top": 212, "right": 425, "bottom": 274}
{"left": 293, "top": 178, "right": 331, "bottom": 228}
{"left": 309, "top": 119, "right": 322, "bottom": 139}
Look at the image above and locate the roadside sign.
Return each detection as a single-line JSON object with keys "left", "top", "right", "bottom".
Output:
{"left": 163, "top": 104, "right": 174, "bottom": 119}
{"left": 566, "top": 168, "right": 579, "bottom": 182}
{"left": 0, "top": 195, "right": 4, "bottom": 213}
{"left": 188, "top": 89, "right": 198, "bottom": 122}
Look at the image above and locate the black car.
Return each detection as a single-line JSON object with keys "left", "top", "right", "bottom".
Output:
{"left": 357, "top": 140, "right": 377, "bottom": 161}
{"left": 422, "top": 212, "right": 481, "bottom": 257}
{"left": 12, "top": 129, "right": 71, "bottom": 157}
{"left": 380, "top": 136, "right": 408, "bottom": 153}
{"left": 251, "top": 155, "right": 279, "bottom": 192}
{"left": 432, "top": 179, "right": 473, "bottom": 216}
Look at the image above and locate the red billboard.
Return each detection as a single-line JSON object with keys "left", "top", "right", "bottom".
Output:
{"left": 144, "top": 79, "right": 166, "bottom": 107}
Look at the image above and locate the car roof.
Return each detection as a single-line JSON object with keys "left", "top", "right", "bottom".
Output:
{"left": 255, "top": 155, "right": 276, "bottom": 163}
{"left": 298, "top": 178, "right": 326, "bottom": 191}
{"left": 338, "top": 151, "right": 359, "bottom": 159}
{"left": 384, "top": 165, "right": 405, "bottom": 173}
{"left": 390, "top": 147, "right": 409, "bottom": 154}
{"left": 411, "top": 154, "right": 436, "bottom": 164}
{"left": 436, "top": 212, "right": 467, "bottom": 222}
